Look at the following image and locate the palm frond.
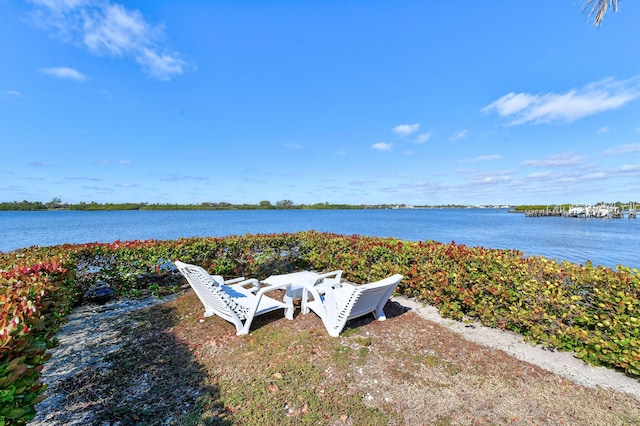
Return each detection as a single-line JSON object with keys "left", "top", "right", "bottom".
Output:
{"left": 583, "top": 0, "right": 620, "bottom": 27}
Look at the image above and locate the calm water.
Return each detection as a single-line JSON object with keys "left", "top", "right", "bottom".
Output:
{"left": 1, "top": 209, "right": 639, "bottom": 269}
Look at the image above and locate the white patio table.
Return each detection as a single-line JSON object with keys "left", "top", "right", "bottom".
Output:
{"left": 262, "top": 271, "right": 334, "bottom": 320}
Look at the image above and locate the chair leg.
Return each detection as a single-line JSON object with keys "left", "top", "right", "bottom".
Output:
{"left": 325, "top": 318, "right": 345, "bottom": 337}
{"left": 283, "top": 294, "right": 295, "bottom": 320}
{"left": 374, "top": 303, "right": 387, "bottom": 321}
{"left": 301, "top": 287, "right": 310, "bottom": 314}
{"left": 237, "top": 323, "right": 251, "bottom": 336}
{"left": 233, "top": 317, "right": 249, "bottom": 335}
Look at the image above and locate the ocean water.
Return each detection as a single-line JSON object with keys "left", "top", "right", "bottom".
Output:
{"left": 1, "top": 208, "right": 638, "bottom": 269}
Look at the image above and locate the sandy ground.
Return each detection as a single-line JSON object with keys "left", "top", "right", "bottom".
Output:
{"left": 31, "top": 296, "right": 180, "bottom": 425}
{"left": 393, "top": 296, "right": 640, "bottom": 400}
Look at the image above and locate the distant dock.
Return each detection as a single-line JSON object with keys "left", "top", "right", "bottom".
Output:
{"left": 525, "top": 203, "right": 637, "bottom": 219}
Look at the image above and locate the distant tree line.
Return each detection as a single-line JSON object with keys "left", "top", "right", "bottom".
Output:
{"left": 3, "top": 200, "right": 637, "bottom": 212}
{"left": 0, "top": 201, "right": 49, "bottom": 211}
{"left": 0, "top": 198, "right": 68, "bottom": 211}
{"left": 0, "top": 199, "right": 401, "bottom": 211}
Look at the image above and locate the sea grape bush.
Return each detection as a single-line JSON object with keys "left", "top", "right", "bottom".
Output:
{"left": 0, "top": 231, "right": 638, "bottom": 423}
{"left": 0, "top": 260, "right": 74, "bottom": 425}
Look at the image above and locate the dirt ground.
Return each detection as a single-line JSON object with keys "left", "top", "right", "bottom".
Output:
{"left": 32, "top": 291, "right": 640, "bottom": 425}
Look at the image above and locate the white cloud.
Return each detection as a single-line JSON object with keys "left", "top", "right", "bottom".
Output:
{"left": 40, "top": 66, "right": 86, "bottom": 81}
{"left": 527, "top": 171, "right": 553, "bottom": 180}
{"left": 470, "top": 175, "right": 510, "bottom": 185}
{"left": 350, "top": 179, "right": 375, "bottom": 186}
{"left": 7, "top": 90, "right": 25, "bottom": 97}
{"left": 30, "top": 0, "right": 91, "bottom": 12}
{"left": 522, "top": 153, "right": 586, "bottom": 168}
{"left": 160, "top": 174, "right": 208, "bottom": 182}
{"left": 136, "top": 47, "right": 186, "bottom": 80}
{"left": 414, "top": 132, "right": 431, "bottom": 144}
{"left": 583, "top": 172, "right": 607, "bottom": 180}
{"left": 29, "top": 1, "right": 187, "bottom": 81}
{"left": 603, "top": 144, "right": 640, "bottom": 155}
{"left": 66, "top": 176, "right": 101, "bottom": 181}
{"left": 95, "top": 159, "right": 133, "bottom": 165}
{"left": 482, "top": 77, "right": 640, "bottom": 125}
{"left": 616, "top": 164, "right": 640, "bottom": 173}
{"left": 393, "top": 123, "right": 419, "bottom": 137}
{"left": 459, "top": 154, "right": 502, "bottom": 163}
{"left": 371, "top": 142, "right": 392, "bottom": 151}
{"left": 596, "top": 127, "right": 609, "bottom": 134}
{"left": 83, "top": 4, "right": 156, "bottom": 56}
{"left": 454, "top": 168, "right": 474, "bottom": 174}
{"left": 450, "top": 130, "right": 468, "bottom": 141}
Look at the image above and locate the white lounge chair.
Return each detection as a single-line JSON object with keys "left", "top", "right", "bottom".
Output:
{"left": 175, "top": 260, "right": 293, "bottom": 336}
{"left": 301, "top": 274, "right": 403, "bottom": 337}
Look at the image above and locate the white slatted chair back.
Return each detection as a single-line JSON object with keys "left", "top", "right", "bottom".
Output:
{"left": 303, "top": 274, "right": 403, "bottom": 337}
{"left": 175, "top": 260, "right": 249, "bottom": 321}
{"left": 175, "top": 260, "right": 293, "bottom": 335}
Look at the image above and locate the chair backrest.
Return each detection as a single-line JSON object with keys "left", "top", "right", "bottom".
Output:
{"left": 174, "top": 260, "right": 250, "bottom": 320}
{"left": 330, "top": 274, "right": 403, "bottom": 327}
{"left": 349, "top": 274, "right": 401, "bottom": 318}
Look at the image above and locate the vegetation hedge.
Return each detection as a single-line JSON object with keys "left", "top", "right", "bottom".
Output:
{"left": 0, "top": 231, "right": 638, "bottom": 424}
{"left": 0, "top": 258, "right": 75, "bottom": 425}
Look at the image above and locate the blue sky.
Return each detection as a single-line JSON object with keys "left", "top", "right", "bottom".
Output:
{"left": 2, "top": 0, "right": 640, "bottom": 206}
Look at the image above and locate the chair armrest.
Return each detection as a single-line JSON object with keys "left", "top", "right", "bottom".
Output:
{"left": 301, "top": 283, "right": 325, "bottom": 315}
{"left": 256, "top": 282, "right": 291, "bottom": 296}
{"left": 250, "top": 283, "right": 293, "bottom": 316}
{"left": 229, "top": 278, "right": 260, "bottom": 293}
{"left": 225, "top": 277, "right": 246, "bottom": 284}
{"left": 317, "top": 270, "right": 342, "bottom": 279}
{"left": 316, "top": 270, "right": 343, "bottom": 288}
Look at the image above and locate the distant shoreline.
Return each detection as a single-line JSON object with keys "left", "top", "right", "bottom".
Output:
{"left": 0, "top": 201, "right": 511, "bottom": 211}
{"left": 3, "top": 200, "right": 638, "bottom": 212}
